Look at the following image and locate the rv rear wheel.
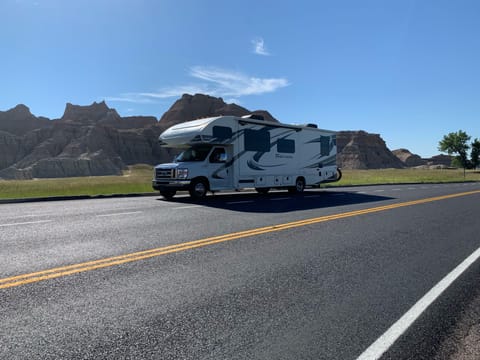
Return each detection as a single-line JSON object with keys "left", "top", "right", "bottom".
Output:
{"left": 189, "top": 178, "right": 208, "bottom": 199}
{"left": 255, "top": 187, "right": 270, "bottom": 194}
{"left": 289, "top": 177, "right": 305, "bottom": 194}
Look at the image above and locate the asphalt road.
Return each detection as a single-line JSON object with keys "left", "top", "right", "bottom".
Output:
{"left": 1, "top": 183, "right": 480, "bottom": 359}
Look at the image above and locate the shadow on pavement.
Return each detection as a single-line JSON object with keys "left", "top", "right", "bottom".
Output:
{"left": 155, "top": 189, "right": 394, "bottom": 213}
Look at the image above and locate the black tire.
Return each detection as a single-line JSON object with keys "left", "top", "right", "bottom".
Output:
{"left": 255, "top": 187, "right": 270, "bottom": 194}
{"left": 189, "top": 178, "right": 208, "bottom": 199}
{"left": 160, "top": 190, "right": 176, "bottom": 200}
{"left": 288, "top": 177, "right": 305, "bottom": 194}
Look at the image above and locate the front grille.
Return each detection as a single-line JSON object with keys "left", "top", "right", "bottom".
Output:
{"left": 156, "top": 168, "right": 175, "bottom": 179}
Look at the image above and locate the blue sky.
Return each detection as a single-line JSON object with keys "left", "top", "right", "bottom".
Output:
{"left": 1, "top": 0, "right": 479, "bottom": 157}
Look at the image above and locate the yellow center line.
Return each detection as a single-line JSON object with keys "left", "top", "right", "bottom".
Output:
{"left": 1, "top": 189, "right": 479, "bottom": 290}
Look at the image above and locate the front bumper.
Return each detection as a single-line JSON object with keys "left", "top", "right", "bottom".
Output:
{"left": 152, "top": 179, "right": 191, "bottom": 191}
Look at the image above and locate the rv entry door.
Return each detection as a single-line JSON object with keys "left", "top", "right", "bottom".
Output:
{"left": 207, "top": 146, "right": 233, "bottom": 190}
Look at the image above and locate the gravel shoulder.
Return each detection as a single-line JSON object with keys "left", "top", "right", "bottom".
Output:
{"left": 435, "top": 290, "right": 480, "bottom": 359}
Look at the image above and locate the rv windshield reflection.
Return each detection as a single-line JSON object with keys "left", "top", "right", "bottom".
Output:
{"left": 175, "top": 145, "right": 212, "bottom": 162}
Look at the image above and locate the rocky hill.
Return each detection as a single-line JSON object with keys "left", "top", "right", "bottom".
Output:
{"left": 0, "top": 104, "right": 52, "bottom": 136}
{"left": 0, "top": 94, "right": 441, "bottom": 179}
{"left": 159, "top": 93, "right": 278, "bottom": 130}
{"left": 61, "top": 102, "right": 158, "bottom": 129}
{"left": 0, "top": 95, "right": 279, "bottom": 179}
{"left": 425, "top": 154, "right": 452, "bottom": 167}
{"left": 392, "top": 149, "right": 453, "bottom": 168}
{"left": 392, "top": 148, "right": 426, "bottom": 167}
{"left": 0, "top": 102, "right": 168, "bottom": 179}
{"left": 336, "top": 131, "right": 405, "bottom": 169}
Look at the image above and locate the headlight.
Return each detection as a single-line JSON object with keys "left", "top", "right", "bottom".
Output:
{"left": 177, "top": 168, "right": 188, "bottom": 179}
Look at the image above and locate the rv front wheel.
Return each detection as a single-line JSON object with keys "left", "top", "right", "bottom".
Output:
{"left": 189, "top": 178, "right": 208, "bottom": 199}
{"left": 160, "top": 190, "right": 176, "bottom": 200}
{"left": 289, "top": 177, "right": 305, "bottom": 194}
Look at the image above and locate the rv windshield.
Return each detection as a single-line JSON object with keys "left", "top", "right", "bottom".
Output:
{"left": 175, "top": 145, "right": 212, "bottom": 162}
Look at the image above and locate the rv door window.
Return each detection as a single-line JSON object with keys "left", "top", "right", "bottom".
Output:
{"left": 175, "top": 145, "right": 212, "bottom": 162}
{"left": 320, "top": 136, "right": 331, "bottom": 156}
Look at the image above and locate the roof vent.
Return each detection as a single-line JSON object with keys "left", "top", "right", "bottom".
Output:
{"left": 306, "top": 123, "right": 318, "bottom": 128}
{"left": 241, "top": 114, "right": 265, "bottom": 121}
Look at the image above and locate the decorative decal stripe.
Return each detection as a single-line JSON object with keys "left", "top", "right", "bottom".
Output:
{"left": 208, "top": 121, "right": 338, "bottom": 176}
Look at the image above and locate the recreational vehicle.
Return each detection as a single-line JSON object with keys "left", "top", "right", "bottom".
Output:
{"left": 152, "top": 115, "right": 341, "bottom": 200}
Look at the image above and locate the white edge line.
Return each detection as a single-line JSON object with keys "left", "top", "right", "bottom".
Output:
{"left": 0, "top": 220, "right": 53, "bottom": 227}
{"left": 356, "top": 245, "right": 480, "bottom": 360}
{"left": 3, "top": 214, "right": 53, "bottom": 219}
{"left": 97, "top": 211, "right": 143, "bottom": 217}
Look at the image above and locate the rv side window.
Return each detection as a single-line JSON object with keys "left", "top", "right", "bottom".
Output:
{"left": 320, "top": 136, "right": 330, "bottom": 156}
{"left": 244, "top": 129, "right": 270, "bottom": 152}
{"left": 212, "top": 126, "right": 232, "bottom": 141}
{"left": 277, "top": 139, "right": 295, "bottom": 154}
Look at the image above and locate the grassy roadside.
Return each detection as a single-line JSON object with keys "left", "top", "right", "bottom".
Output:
{"left": 328, "top": 168, "right": 480, "bottom": 187}
{"left": 0, "top": 164, "right": 154, "bottom": 200}
{"left": 0, "top": 165, "right": 479, "bottom": 200}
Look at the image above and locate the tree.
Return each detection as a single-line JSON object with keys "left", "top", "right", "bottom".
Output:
{"left": 438, "top": 130, "right": 471, "bottom": 176}
{"left": 471, "top": 138, "right": 480, "bottom": 170}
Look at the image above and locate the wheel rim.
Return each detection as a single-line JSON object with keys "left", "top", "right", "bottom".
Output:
{"left": 194, "top": 182, "right": 207, "bottom": 196}
{"left": 296, "top": 179, "right": 305, "bottom": 192}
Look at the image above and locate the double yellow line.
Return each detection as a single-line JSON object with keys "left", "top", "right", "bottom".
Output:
{"left": 1, "top": 189, "right": 479, "bottom": 290}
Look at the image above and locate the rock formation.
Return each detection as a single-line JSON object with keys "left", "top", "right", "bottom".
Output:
{"left": 392, "top": 150, "right": 453, "bottom": 169}
{"left": 158, "top": 93, "right": 278, "bottom": 130}
{"left": 392, "top": 149, "right": 427, "bottom": 167}
{"left": 0, "top": 104, "right": 51, "bottom": 136}
{"left": 0, "top": 131, "right": 23, "bottom": 170}
{"left": 337, "top": 131, "right": 405, "bottom": 169}
{"left": 0, "top": 94, "right": 448, "bottom": 178}
{"left": 423, "top": 154, "right": 453, "bottom": 168}
{"left": 0, "top": 102, "right": 169, "bottom": 179}
{"left": 0, "top": 96, "right": 283, "bottom": 179}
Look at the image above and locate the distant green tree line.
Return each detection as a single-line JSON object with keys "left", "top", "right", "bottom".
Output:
{"left": 438, "top": 130, "right": 480, "bottom": 170}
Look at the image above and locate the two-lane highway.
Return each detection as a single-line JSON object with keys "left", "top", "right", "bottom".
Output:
{"left": 1, "top": 183, "right": 480, "bottom": 359}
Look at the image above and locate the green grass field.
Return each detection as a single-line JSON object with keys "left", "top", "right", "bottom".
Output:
{"left": 0, "top": 164, "right": 154, "bottom": 200}
{"left": 0, "top": 165, "right": 479, "bottom": 200}
{"left": 330, "top": 168, "right": 480, "bottom": 187}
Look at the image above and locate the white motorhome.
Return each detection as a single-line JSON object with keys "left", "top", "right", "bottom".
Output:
{"left": 152, "top": 114, "right": 341, "bottom": 200}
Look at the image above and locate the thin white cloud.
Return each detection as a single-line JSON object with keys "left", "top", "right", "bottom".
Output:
{"left": 189, "top": 66, "right": 288, "bottom": 96}
{"left": 107, "top": 66, "right": 288, "bottom": 104}
{"left": 105, "top": 94, "right": 156, "bottom": 104}
{"left": 252, "top": 37, "right": 270, "bottom": 56}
